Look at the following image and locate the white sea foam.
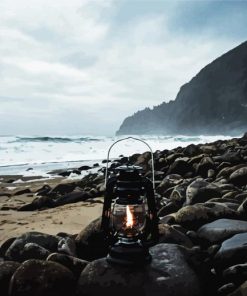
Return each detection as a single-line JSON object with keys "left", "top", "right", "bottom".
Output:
{"left": 0, "top": 134, "right": 238, "bottom": 176}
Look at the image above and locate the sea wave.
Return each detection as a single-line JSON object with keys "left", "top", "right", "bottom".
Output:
{"left": 12, "top": 136, "right": 101, "bottom": 143}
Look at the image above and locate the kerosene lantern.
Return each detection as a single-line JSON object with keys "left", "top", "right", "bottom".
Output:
{"left": 101, "top": 137, "right": 158, "bottom": 266}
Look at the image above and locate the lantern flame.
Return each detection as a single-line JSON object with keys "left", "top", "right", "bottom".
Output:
{"left": 126, "top": 205, "right": 134, "bottom": 228}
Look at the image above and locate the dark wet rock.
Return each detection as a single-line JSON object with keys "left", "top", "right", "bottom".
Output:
{"left": 0, "top": 237, "right": 16, "bottom": 258}
{"left": 217, "top": 283, "right": 236, "bottom": 295}
{"left": 237, "top": 198, "right": 247, "bottom": 216}
{"left": 13, "top": 188, "right": 31, "bottom": 196}
{"left": 227, "top": 280, "right": 247, "bottom": 296}
{"left": 57, "top": 237, "right": 77, "bottom": 257}
{"left": 18, "top": 196, "right": 55, "bottom": 211}
{"left": 134, "top": 151, "right": 151, "bottom": 170}
{"left": 170, "top": 183, "right": 187, "bottom": 205}
{"left": 167, "top": 158, "right": 192, "bottom": 176}
{"left": 234, "top": 192, "right": 247, "bottom": 203}
{"left": 47, "top": 253, "right": 88, "bottom": 279}
{"left": 156, "top": 174, "right": 183, "bottom": 195}
{"left": 9, "top": 259, "right": 75, "bottom": 296}
{"left": 223, "top": 263, "right": 247, "bottom": 287}
{"left": 0, "top": 261, "right": 21, "bottom": 296}
{"left": 183, "top": 144, "right": 200, "bottom": 156}
{"left": 157, "top": 202, "right": 180, "bottom": 217}
{"left": 186, "top": 179, "right": 221, "bottom": 205}
{"left": 214, "top": 151, "right": 242, "bottom": 165}
{"left": 49, "top": 183, "right": 76, "bottom": 196}
{"left": 197, "top": 219, "right": 247, "bottom": 244}
{"left": 55, "top": 191, "right": 91, "bottom": 207}
{"left": 35, "top": 185, "right": 52, "bottom": 196}
{"left": 216, "top": 164, "right": 246, "bottom": 179}
{"left": 75, "top": 218, "right": 108, "bottom": 261}
{"left": 221, "top": 191, "right": 239, "bottom": 200}
{"left": 229, "top": 167, "right": 247, "bottom": 186}
{"left": 158, "top": 224, "right": 193, "bottom": 247}
{"left": 199, "top": 145, "right": 217, "bottom": 155}
{"left": 166, "top": 152, "right": 184, "bottom": 164}
{"left": 78, "top": 165, "right": 91, "bottom": 171}
{"left": 214, "top": 233, "right": 247, "bottom": 271}
{"left": 93, "top": 163, "right": 99, "bottom": 167}
{"left": 217, "top": 162, "right": 231, "bottom": 171}
{"left": 196, "top": 157, "right": 215, "bottom": 178}
{"left": 5, "top": 232, "right": 60, "bottom": 262}
{"left": 175, "top": 203, "right": 238, "bottom": 230}
{"left": 21, "top": 243, "right": 51, "bottom": 261}
{"left": 76, "top": 244, "right": 202, "bottom": 296}
{"left": 58, "top": 171, "right": 71, "bottom": 177}
{"left": 0, "top": 192, "right": 11, "bottom": 197}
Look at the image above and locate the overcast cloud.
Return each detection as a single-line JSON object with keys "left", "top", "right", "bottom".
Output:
{"left": 0, "top": 0, "right": 247, "bottom": 135}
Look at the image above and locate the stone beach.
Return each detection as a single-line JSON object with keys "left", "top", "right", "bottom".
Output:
{"left": 1, "top": 133, "right": 247, "bottom": 295}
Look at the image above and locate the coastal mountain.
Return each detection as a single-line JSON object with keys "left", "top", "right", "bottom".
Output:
{"left": 116, "top": 41, "right": 247, "bottom": 136}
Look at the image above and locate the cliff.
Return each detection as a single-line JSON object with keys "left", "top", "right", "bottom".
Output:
{"left": 117, "top": 41, "right": 247, "bottom": 136}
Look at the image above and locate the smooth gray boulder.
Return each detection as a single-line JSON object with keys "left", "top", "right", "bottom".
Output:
{"left": 9, "top": 259, "right": 75, "bottom": 296}
{"left": 214, "top": 233, "right": 247, "bottom": 270}
{"left": 76, "top": 243, "right": 202, "bottom": 296}
{"left": 197, "top": 219, "right": 247, "bottom": 244}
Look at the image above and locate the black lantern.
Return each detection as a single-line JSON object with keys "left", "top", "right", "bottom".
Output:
{"left": 101, "top": 137, "right": 158, "bottom": 266}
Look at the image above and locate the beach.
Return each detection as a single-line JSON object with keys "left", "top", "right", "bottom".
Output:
{"left": 0, "top": 175, "right": 103, "bottom": 242}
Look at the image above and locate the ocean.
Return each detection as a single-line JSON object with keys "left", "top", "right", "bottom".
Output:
{"left": 0, "top": 134, "right": 235, "bottom": 177}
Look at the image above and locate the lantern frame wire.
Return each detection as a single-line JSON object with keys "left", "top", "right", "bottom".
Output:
{"left": 104, "top": 136, "right": 156, "bottom": 191}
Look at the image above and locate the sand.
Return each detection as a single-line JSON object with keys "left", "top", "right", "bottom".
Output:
{"left": 0, "top": 176, "right": 103, "bottom": 243}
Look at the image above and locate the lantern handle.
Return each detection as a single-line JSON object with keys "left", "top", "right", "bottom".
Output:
{"left": 104, "top": 136, "right": 155, "bottom": 191}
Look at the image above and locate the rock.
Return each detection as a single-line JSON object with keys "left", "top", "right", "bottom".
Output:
{"left": 165, "top": 152, "right": 184, "bottom": 164}
{"left": 57, "top": 237, "right": 77, "bottom": 257}
{"left": 214, "top": 233, "right": 247, "bottom": 271}
{"left": 167, "top": 159, "right": 192, "bottom": 176}
{"left": 18, "top": 196, "right": 55, "bottom": 211}
{"left": 5, "top": 232, "right": 61, "bottom": 262}
{"left": 9, "top": 259, "right": 75, "bottom": 296}
{"left": 156, "top": 174, "right": 183, "bottom": 195}
{"left": 223, "top": 263, "right": 247, "bottom": 287}
{"left": 158, "top": 224, "right": 193, "bottom": 247}
{"left": 78, "top": 165, "right": 91, "bottom": 171}
{"left": 21, "top": 243, "right": 51, "bottom": 261}
{"left": 227, "top": 280, "right": 247, "bottom": 296}
{"left": 186, "top": 179, "right": 221, "bottom": 205}
{"left": 199, "top": 145, "right": 217, "bottom": 155}
{"left": 214, "top": 151, "right": 242, "bottom": 165}
{"left": 196, "top": 157, "right": 215, "bottom": 178}
{"left": 0, "top": 261, "right": 20, "bottom": 296}
{"left": 75, "top": 218, "right": 108, "bottom": 261}
{"left": 183, "top": 144, "right": 200, "bottom": 156}
{"left": 0, "top": 237, "right": 16, "bottom": 258}
{"left": 230, "top": 167, "right": 247, "bottom": 186}
{"left": 237, "top": 198, "right": 247, "bottom": 216}
{"left": 55, "top": 191, "right": 90, "bottom": 207}
{"left": 234, "top": 192, "right": 247, "bottom": 203}
{"left": 216, "top": 164, "right": 246, "bottom": 179}
{"left": 170, "top": 183, "right": 187, "bottom": 205}
{"left": 197, "top": 219, "right": 247, "bottom": 244}
{"left": 35, "top": 185, "right": 52, "bottom": 196}
{"left": 217, "top": 283, "right": 236, "bottom": 295}
{"left": 47, "top": 253, "right": 88, "bottom": 279}
{"left": 76, "top": 244, "right": 202, "bottom": 296}
{"left": 175, "top": 203, "right": 238, "bottom": 230}
{"left": 58, "top": 171, "right": 71, "bottom": 177}
{"left": 157, "top": 202, "right": 180, "bottom": 217}
{"left": 13, "top": 188, "right": 31, "bottom": 196}
{"left": 49, "top": 183, "right": 76, "bottom": 196}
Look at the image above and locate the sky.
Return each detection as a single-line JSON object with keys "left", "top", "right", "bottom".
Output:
{"left": 0, "top": 0, "right": 247, "bottom": 136}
